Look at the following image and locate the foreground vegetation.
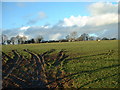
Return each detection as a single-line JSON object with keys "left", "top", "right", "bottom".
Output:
{"left": 2, "top": 40, "right": 119, "bottom": 88}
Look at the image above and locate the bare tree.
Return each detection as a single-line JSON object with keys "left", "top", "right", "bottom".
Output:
{"left": 66, "top": 31, "right": 77, "bottom": 42}
{"left": 77, "top": 36, "right": 84, "bottom": 41}
{"left": 21, "top": 36, "right": 27, "bottom": 44}
{"left": 35, "top": 35, "right": 43, "bottom": 43}
{"left": 16, "top": 35, "right": 27, "bottom": 44}
{"left": 11, "top": 37, "right": 17, "bottom": 45}
{"left": 65, "top": 35, "right": 70, "bottom": 41}
{"left": 77, "top": 33, "right": 89, "bottom": 41}
{"left": 2, "top": 34, "right": 8, "bottom": 45}
{"left": 70, "top": 31, "right": 77, "bottom": 41}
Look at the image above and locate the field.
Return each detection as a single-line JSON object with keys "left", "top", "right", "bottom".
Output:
{"left": 2, "top": 40, "right": 119, "bottom": 88}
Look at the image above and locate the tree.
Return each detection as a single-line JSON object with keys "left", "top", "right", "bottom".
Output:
{"left": 82, "top": 33, "right": 89, "bottom": 41}
{"left": 2, "top": 34, "right": 8, "bottom": 45}
{"left": 110, "top": 38, "right": 116, "bottom": 40}
{"left": 89, "top": 36, "right": 95, "bottom": 41}
{"left": 21, "top": 36, "right": 27, "bottom": 44}
{"left": 35, "top": 35, "right": 43, "bottom": 43}
{"left": 70, "top": 31, "right": 77, "bottom": 41}
{"left": 77, "top": 33, "right": 89, "bottom": 41}
{"left": 66, "top": 31, "right": 77, "bottom": 42}
{"left": 7, "top": 40, "right": 11, "bottom": 44}
{"left": 11, "top": 37, "right": 17, "bottom": 45}
{"left": 102, "top": 37, "right": 109, "bottom": 40}
{"left": 16, "top": 35, "right": 27, "bottom": 44}
{"left": 16, "top": 35, "right": 22, "bottom": 44}
{"left": 77, "top": 36, "right": 83, "bottom": 41}
{"left": 65, "top": 35, "right": 70, "bottom": 41}
{"left": 31, "top": 38, "right": 35, "bottom": 43}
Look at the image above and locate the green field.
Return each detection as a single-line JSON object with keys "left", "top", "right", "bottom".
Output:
{"left": 2, "top": 40, "right": 119, "bottom": 88}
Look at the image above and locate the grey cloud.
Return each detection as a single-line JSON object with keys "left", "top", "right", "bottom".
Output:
{"left": 23, "top": 22, "right": 118, "bottom": 40}
{"left": 2, "top": 27, "right": 27, "bottom": 39}
{"left": 2, "top": 28, "right": 20, "bottom": 38}
{"left": 2, "top": 22, "right": 118, "bottom": 40}
{"left": 26, "top": 12, "right": 47, "bottom": 25}
{"left": 26, "top": 19, "right": 39, "bottom": 25}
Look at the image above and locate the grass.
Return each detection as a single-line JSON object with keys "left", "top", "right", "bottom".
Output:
{"left": 2, "top": 40, "right": 118, "bottom": 58}
{"left": 2, "top": 40, "right": 119, "bottom": 88}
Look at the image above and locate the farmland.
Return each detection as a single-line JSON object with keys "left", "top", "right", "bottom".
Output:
{"left": 2, "top": 40, "right": 119, "bottom": 88}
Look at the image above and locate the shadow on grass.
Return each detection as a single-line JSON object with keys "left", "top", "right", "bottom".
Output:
{"left": 2, "top": 49, "right": 119, "bottom": 89}
{"left": 64, "top": 50, "right": 115, "bottom": 64}
{"left": 79, "top": 73, "right": 120, "bottom": 88}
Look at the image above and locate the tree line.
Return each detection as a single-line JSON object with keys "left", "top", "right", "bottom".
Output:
{"left": 65, "top": 32, "right": 116, "bottom": 42}
{"left": 1, "top": 32, "right": 117, "bottom": 45}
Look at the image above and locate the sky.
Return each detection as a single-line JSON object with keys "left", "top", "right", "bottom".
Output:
{"left": 2, "top": 2, "right": 118, "bottom": 40}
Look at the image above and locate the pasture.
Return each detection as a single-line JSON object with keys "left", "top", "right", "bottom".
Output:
{"left": 2, "top": 40, "right": 119, "bottom": 88}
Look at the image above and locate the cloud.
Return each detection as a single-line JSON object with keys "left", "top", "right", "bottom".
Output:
{"left": 24, "top": 26, "right": 51, "bottom": 39}
{"left": 23, "top": 25, "right": 67, "bottom": 40}
{"left": 26, "top": 12, "right": 47, "bottom": 25}
{"left": 56, "top": 2, "right": 118, "bottom": 38}
{"left": 49, "top": 33, "right": 62, "bottom": 40}
{"left": 20, "top": 26, "right": 30, "bottom": 30}
{"left": 3, "top": 23, "right": 118, "bottom": 40}
{"left": 2, "top": 26, "right": 30, "bottom": 39}
{"left": 61, "top": 2, "right": 118, "bottom": 27}
{"left": 2, "top": 28, "right": 21, "bottom": 38}
{"left": 88, "top": 2, "right": 118, "bottom": 16}
{"left": 62, "top": 13, "right": 118, "bottom": 27}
